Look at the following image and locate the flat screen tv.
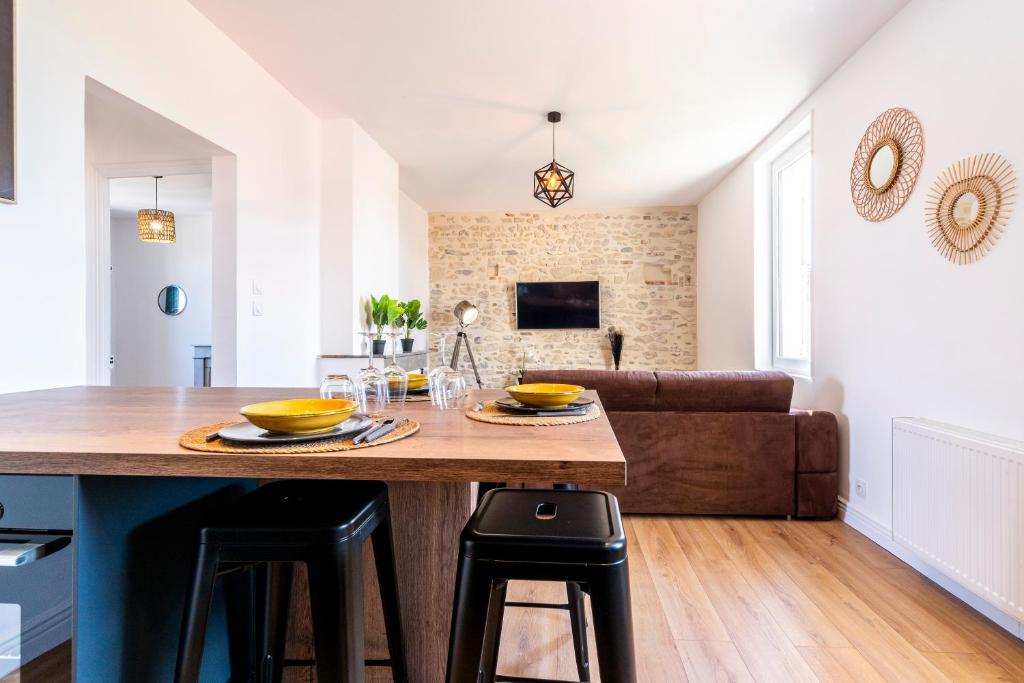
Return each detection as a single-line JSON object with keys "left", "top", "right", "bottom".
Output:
{"left": 515, "top": 281, "right": 600, "bottom": 330}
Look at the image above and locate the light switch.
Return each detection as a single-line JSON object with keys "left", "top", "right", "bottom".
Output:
{"left": 252, "top": 300, "right": 263, "bottom": 317}
{"left": 252, "top": 279, "right": 263, "bottom": 295}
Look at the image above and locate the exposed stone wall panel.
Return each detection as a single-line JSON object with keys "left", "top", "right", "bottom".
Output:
{"left": 428, "top": 207, "right": 698, "bottom": 388}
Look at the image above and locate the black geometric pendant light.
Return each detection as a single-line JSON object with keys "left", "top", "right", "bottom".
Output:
{"left": 533, "top": 111, "right": 574, "bottom": 208}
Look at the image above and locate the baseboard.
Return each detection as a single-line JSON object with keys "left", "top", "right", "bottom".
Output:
{"left": 837, "top": 497, "right": 1023, "bottom": 640}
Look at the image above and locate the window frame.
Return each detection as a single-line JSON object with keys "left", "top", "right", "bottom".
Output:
{"left": 768, "top": 132, "right": 812, "bottom": 378}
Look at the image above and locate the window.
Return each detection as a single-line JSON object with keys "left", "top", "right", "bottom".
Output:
{"left": 769, "top": 133, "right": 812, "bottom": 376}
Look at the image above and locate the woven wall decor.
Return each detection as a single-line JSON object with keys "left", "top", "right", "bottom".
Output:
{"left": 850, "top": 107, "right": 924, "bottom": 222}
{"left": 925, "top": 153, "right": 1016, "bottom": 265}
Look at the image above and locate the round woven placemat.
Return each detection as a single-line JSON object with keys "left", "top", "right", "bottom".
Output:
{"left": 180, "top": 418, "right": 419, "bottom": 454}
{"left": 465, "top": 401, "right": 601, "bottom": 426}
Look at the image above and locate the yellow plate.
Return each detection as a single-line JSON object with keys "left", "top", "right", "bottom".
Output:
{"left": 505, "top": 383, "right": 585, "bottom": 409}
{"left": 239, "top": 398, "right": 358, "bottom": 434}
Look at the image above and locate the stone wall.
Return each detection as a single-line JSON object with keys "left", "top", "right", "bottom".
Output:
{"left": 428, "top": 207, "right": 697, "bottom": 388}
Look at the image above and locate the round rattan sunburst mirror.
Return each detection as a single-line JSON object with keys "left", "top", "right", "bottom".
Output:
{"left": 850, "top": 107, "right": 924, "bottom": 222}
{"left": 925, "top": 153, "right": 1016, "bottom": 265}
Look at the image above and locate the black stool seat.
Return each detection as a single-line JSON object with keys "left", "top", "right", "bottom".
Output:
{"left": 200, "top": 479, "right": 388, "bottom": 546}
{"left": 464, "top": 488, "right": 627, "bottom": 564}
{"left": 175, "top": 480, "right": 407, "bottom": 683}
{"left": 446, "top": 488, "right": 636, "bottom": 683}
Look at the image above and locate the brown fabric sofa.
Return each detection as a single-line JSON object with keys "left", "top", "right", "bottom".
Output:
{"left": 522, "top": 369, "right": 838, "bottom": 518}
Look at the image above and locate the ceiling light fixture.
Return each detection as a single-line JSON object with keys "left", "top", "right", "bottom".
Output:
{"left": 137, "top": 175, "right": 176, "bottom": 244}
{"left": 533, "top": 111, "right": 574, "bottom": 208}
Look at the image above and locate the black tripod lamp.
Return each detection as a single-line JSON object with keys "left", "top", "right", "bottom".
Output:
{"left": 450, "top": 300, "right": 483, "bottom": 388}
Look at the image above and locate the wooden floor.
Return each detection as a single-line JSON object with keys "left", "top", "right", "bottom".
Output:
{"left": 493, "top": 516, "right": 1024, "bottom": 682}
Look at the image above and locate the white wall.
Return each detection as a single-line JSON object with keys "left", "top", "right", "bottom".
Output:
{"left": 110, "top": 210, "right": 211, "bottom": 386}
{"left": 0, "top": 0, "right": 321, "bottom": 392}
{"left": 319, "top": 118, "right": 402, "bottom": 355}
{"left": 398, "top": 191, "right": 429, "bottom": 350}
{"left": 697, "top": 0, "right": 1024, "bottom": 531}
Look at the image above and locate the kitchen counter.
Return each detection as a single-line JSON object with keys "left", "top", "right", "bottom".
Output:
{"left": 0, "top": 385, "right": 625, "bottom": 682}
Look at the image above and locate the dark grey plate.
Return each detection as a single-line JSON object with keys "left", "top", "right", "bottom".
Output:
{"left": 494, "top": 396, "right": 594, "bottom": 415}
{"left": 218, "top": 414, "right": 373, "bottom": 444}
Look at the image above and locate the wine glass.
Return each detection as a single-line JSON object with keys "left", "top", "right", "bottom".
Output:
{"left": 428, "top": 332, "right": 455, "bottom": 406}
{"left": 434, "top": 365, "right": 468, "bottom": 411}
{"left": 357, "top": 331, "right": 390, "bottom": 412}
{"left": 383, "top": 331, "right": 408, "bottom": 406}
{"left": 320, "top": 374, "right": 366, "bottom": 413}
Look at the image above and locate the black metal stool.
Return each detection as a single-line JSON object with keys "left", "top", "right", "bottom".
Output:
{"left": 476, "top": 482, "right": 592, "bottom": 681}
{"left": 174, "top": 480, "right": 408, "bottom": 683}
{"left": 447, "top": 488, "right": 636, "bottom": 683}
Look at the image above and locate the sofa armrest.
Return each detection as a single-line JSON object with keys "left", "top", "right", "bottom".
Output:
{"left": 792, "top": 410, "right": 838, "bottom": 518}
{"left": 792, "top": 410, "right": 838, "bottom": 472}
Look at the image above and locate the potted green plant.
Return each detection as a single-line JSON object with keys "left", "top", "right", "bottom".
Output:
{"left": 399, "top": 299, "right": 427, "bottom": 352}
{"left": 370, "top": 294, "right": 404, "bottom": 356}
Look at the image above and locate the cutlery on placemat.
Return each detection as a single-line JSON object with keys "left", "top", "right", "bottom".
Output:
{"left": 535, "top": 408, "right": 588, "bottom": 417}
{"left": 350, "top": 419, "right": 383, "bottom": 445}
{"left": 205, "top": 430, "right": 222, "bottom": 443}
{"left": 354, "top": 417, "right": 395, "bottom": 445}
{"left": 366, "top": 417, "right": 405, "bottom": 443}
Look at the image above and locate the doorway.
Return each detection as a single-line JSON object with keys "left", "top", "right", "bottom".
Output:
{"left": 84, "top": 78, "right": 237, "bottom": 386}
{"left": 108, "top": 174, "right": 212, "bottom": 386}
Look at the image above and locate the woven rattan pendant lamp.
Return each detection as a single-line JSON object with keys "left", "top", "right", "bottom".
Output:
{"left": 534, "top": 111, "right": 574, "bottom": 208}
{"left": 138, "top": 175, "right": 176, "bottom": 243}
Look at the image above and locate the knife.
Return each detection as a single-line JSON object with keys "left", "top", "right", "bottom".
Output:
{"left": 354, "top": 417, "right": 394, "bottom": 445}
{"left": 366, "top": 417, "right": 403, "bottom": 443}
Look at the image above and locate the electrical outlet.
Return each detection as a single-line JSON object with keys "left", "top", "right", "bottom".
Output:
{"left": 252, "top": 300, "right": 263, "bottom": 317}
{"left": 855, "top": 479, "right": 867, "bottom": 499}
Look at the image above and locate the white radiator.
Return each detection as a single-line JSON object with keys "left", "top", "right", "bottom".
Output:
{"left": 893, "top": 418, "right": 1024, "bottom": 623}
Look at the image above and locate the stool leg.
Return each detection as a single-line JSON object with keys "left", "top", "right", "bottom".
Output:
{"left": 174, "top": 543, "right": 220, "bottom": 683}
{"left": 588, "top": 560, "right": 637, "bottom": 683}
{"left": 265, "top": 563, "right": 293, "bottom": 683}
{"left": 371, "top": 514, "right": 409, "bottom": 682}
{"left": 566, "top": 582, "right": 591, "bottom": 682}
{"left": 307, "top": 543, "right": 364, "bottom": 683}
{"left": 479, "top": 579, "right": 508, "bottom": 683}
{"left": 445, "top": 555, "right": 496, "bottom": 683}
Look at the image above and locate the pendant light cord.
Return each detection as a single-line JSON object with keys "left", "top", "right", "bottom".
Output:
{"left": 154, "top": 176, "right": 159, "bottom": 211}
{"left": 551, "top": 120, "right": 556, "bottom": 161}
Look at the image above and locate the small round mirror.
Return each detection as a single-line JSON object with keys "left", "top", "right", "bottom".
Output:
{"left": 867, "top": 141, "right": 899, "bottom": 192}
{"left": 952, "top": 191, "right": 981, "bottom": 227}
{"left": 157, "top": 285, "right": 188, "bottom": 316}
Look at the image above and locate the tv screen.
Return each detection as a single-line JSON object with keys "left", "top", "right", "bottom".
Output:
{"left": 516, "top": 281, "right": 600, "bottom": 329}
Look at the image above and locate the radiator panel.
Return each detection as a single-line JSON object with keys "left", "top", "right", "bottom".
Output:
{"left": 893, "top": 418, "right": 1024, "bottom": 622}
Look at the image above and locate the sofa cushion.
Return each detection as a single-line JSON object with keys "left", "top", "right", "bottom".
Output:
{"left": 521, "top": 369, "right": 657, "bottom": 411}
{"left": 654, "top": 370, "right": 794, "bottom": 412}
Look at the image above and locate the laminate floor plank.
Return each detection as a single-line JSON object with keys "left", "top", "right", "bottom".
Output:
{"left": 786, "top": 521, "right": 980, "bottom": 654}
{"left": 796, "top": 645, "right": 888, "bottom": 683}
{"left": 743, "top": 519, "right": 952, "bottom": 682}
{"left": 631, "top": 516, "right": 731, "bottom": 642}
{"left": 706, "top": 517, "right": 850, "bottom": 649}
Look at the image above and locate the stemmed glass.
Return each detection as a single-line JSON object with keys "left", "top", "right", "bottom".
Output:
{"left": 320, "top": 373, "right": 366, "bottom": 413}
{"left": 428, "top": 332, "right": 454, "bottom": 406}
{"left": 383, "top": 331, "right": 408, "bottom": 406}
{"left": 434, "top": 365, "right": 468, "bottom": 410}
{"left": 357, "top": 331, "right": 390, "bottom": 412}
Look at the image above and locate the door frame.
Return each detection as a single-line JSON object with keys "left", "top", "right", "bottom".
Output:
{"left": 85, "top": 159, "right": 219, "bottom": 386}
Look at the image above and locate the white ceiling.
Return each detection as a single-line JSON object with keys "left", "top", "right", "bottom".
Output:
{"left": 109, "top": 174, "right": 212, "bottom": 220}
{"left": 190, "top": 0, "right": 908, "bottom": 211}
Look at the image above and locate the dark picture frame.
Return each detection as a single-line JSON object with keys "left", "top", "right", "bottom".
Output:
{"left": 0, "top": 0, "right": 13, "bottom": 204}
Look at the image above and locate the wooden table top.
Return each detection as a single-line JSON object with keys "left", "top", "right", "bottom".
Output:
{"left": 0, "top": 386, "right": 625, "bottom": 485}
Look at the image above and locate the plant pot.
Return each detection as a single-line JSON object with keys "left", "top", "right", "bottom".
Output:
{"left": 401, "top": 338, "right": 415, "bottom": 353}
{"left": 372, "top": 339, "right": 387, "bottom": 356}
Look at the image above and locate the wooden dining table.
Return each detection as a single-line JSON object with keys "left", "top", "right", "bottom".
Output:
{"left": 0, "top": 385, "right": 626, "bottom": 682}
